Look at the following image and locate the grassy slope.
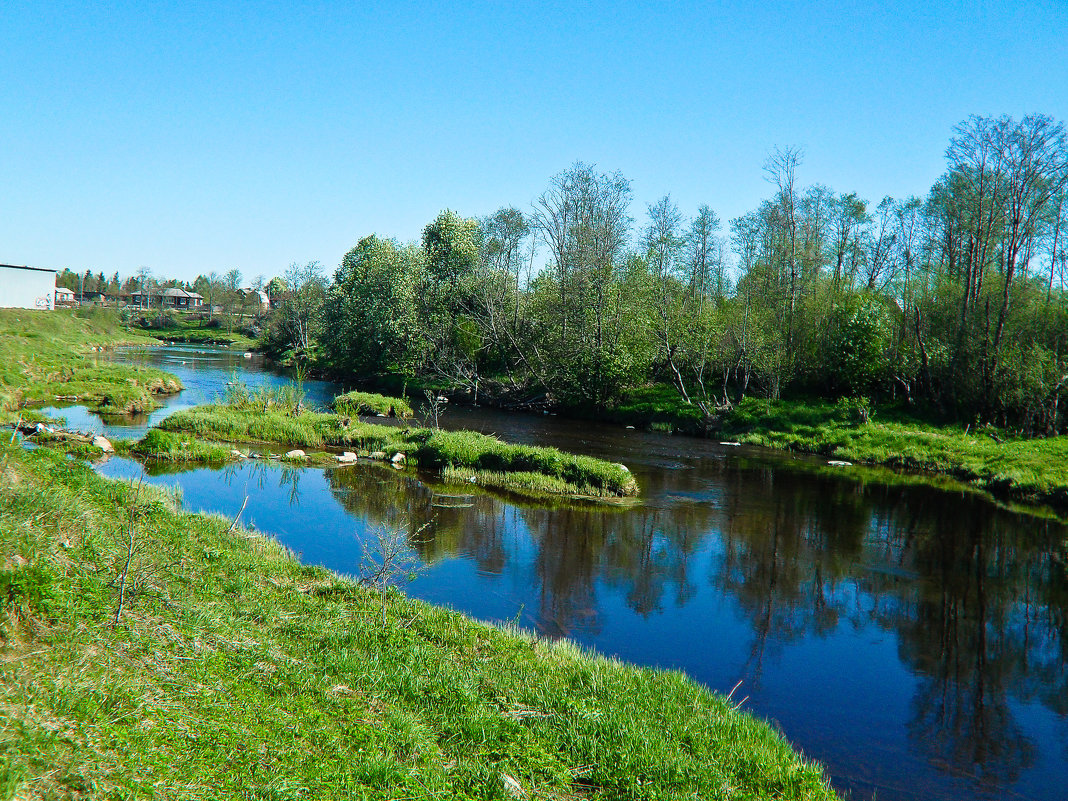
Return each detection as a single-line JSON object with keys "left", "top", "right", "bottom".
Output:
{"left": 136, "top": 315, "right": 258, "bottom": 349}
{"left": 159, "top": 405, "right": 638, "bottom": 498}
{"left": 0, "top": 444, "right": 835, "bottom": 800}
{"left": 0, "top": 308, "right": 181, "bottom": 420}
{"left": 722, "top": 397, "right": 1068, "bottom": 506}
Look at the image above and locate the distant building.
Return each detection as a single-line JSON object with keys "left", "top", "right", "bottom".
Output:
{"left": 54, "top": 287, "right": 76, "bottom": 306}
{"left": 160, "top": 288, "right": 204, "bottom": 309}
{"left": 241, "top": 288, "right": 270, "bottom": 311}
{"left": 121, "top": 289, "right": 151, "bottom": 308}
{"left": 0, "top": 263, "right": 59, "bottom": 309}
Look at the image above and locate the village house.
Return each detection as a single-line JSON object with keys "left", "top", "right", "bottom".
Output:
{"left": 53, "top": 287, "right": 76, "bottom": 306}
{"left": 160, "top": 287, "right": 204, "bottom": 309}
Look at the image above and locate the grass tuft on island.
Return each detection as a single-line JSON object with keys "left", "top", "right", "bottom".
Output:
{"left": 334, "top": 389, "right": 415, "bottom": 418}
{"left": 722, "top": 397, "right": 1068, "bottom": 507}
{"left": 0, "top": 443, "right": 835, "bottom": 800}
{"left": 0, "top": 307, "right": 182, "bottom": 421}
{"left": 157, "top": 402, "right": 638, "bottom": 497}
{"left": 131, "top": 428, "right": 234, "bottom": 463}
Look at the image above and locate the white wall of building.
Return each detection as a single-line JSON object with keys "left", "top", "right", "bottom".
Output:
{"left": 0, "top": 265, "right": 57, "bottom": 309}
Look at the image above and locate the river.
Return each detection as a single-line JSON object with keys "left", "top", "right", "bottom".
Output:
{"left": 45, "top": 344, "right": 1068, "bottom": 801}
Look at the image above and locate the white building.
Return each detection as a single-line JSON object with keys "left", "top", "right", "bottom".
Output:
{"left": 0, "top": 264, "right": 59, "bottom": 309}
{"left": 241, "top": 287, "right": 270, "bottom": 311}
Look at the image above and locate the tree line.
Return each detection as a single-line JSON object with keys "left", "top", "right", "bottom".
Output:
{"left": 264, "top": 113, "right": 1068, "bottom": 434}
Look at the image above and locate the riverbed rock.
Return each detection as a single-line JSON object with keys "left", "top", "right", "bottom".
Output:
{"left": 391, "top": 452, "right": 406, "bottom": 465}
{"left": 336, "top": 451, "right": 358, "bottom": 463}
{"left": 92, "top": 435, "right": 114, "bottom": 453}
{"left": 827, "top": 460, "right": 852, "bottom": 466}
{"left": 284, "top": 449, "right": 307, "bottom": 460}
{"left": 719, "top": 441, "right": 742, "bottom": 446}
{"left": 230, "top": 449, "right": 246, "bottom": 459}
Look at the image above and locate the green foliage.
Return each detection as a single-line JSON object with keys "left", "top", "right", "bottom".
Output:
{"left": 413, "top": 429, "right": 637, "bottom": 497}
{"left": 223, "top": 378, "right": 306, "bottom": 416}
{"left": 820, "top": 293, "right": 896, "bottom": 394}
{"left": 0, "top": 562, "right": 55, "bottom": 626}
{"left": 322, "top": 235, "right": 425, "bottom": 378}
{"left": 723, "top": 397, "right": 1068, "bottom": 507}
{"left": 422, "top": 209, "right": 481, "bottom": 285}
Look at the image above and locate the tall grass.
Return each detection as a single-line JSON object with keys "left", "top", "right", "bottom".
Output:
{"left": 222, "top": 377, "right": 306, "bottom": 415}
{"left": 132, "top": 429, "right": 233, "bottom": 463}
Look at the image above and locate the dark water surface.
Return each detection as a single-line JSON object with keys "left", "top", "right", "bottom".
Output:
{"left": 70, "top": 347, "right": 1068, "bottom": 801}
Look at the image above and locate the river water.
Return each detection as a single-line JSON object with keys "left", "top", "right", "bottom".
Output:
{"left": 50, "top": 345, "right": 1068, "bottom": 801}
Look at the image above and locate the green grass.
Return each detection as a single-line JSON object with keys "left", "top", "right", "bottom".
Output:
{"left": 722, "top": 397, "right": 1068, "bottom": 507}
{"left": 334, "top": 390, "right": 414, "bottom": 419}
{"left": 0, "top": 308, "right": 182, "bottom": 421}
{"left": 131, "top": 429, "right": 236, "bottom": 463}
{"left": 0, "top": 443, "right": 835, "bottom": 800}
{"left": 135, "top": 314, "right": 258, "bottom": 349}
{"left": 417, "top": 429, "right": 637, "bottom": 497}
{"left": 606, "top": 384, "right": 708, "bottom": 434}
{"left": 159, "top": 405, "right": 639, "bottom": 497}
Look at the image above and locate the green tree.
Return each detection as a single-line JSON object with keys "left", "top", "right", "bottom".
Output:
{"left": 323, "top": 236, "right": 425, "bottom": 378}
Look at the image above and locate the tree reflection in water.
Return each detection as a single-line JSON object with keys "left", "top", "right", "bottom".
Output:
{"left": 314, "top": 453, "right": 1068, "bottom": 795}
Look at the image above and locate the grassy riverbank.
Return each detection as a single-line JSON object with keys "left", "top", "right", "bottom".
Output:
{"left": 0, "top": 308, "right": 182, "bottom": 421}
{"left": 158, "top": 403, "right": 638, "bottom": 498}
{"left": 0, "top": 443, "right": 834, "bottom": 800}
{"left": 721, "top": 397, "right": 1068, "bottom": 507}
{"left": 134, "top": 315, "right": 259, "bottom": 349}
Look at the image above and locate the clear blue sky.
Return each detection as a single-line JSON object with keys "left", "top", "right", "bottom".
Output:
{"left": 2, "top": 1, "right": 1065, "bottom": 283}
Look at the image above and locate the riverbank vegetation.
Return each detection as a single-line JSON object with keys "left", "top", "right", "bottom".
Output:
{"left": 333, "top": 389, "right": 414, "bottom": 418}
{"left": 261, "top": 113, "right": 1068, "bottom": 437}
{"left": 132, "top": 312, "right": 258, "bottom": 349}
{"left": 158, "top": 403, "right": 637, "bottom": 497}
{"left": 0, "top": 444, "right": 834, "bottom": 799}
{"left": 0, "top": 307, "right": 181, "bottom": 422}
{"left": 722, "top": 397, "right": 1068, "bottom": 507}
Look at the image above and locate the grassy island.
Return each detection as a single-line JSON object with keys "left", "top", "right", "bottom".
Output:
{"left": 0, "top": 444, "right": 834, "bottom": 800}
{"left": 157, "top": 402, "right": 638, "bottom": 498}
